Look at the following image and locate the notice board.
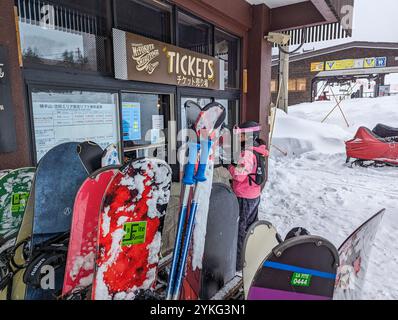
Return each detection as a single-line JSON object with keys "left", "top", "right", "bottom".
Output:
{"left": 32, "top": 102, "right": 120, "bottom": 161}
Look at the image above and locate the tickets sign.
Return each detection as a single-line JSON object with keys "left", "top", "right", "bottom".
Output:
{"left": 113, "top": 28, "right": 222, "bottom": 90}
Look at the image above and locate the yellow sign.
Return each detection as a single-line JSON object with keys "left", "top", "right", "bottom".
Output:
{"left": 364, "top": 58, "right": 376, "bottom": 68}
{"left": 318, "top": 57, "right": 386, "bottom": 71}
{"left": 325, "top": 59, "right": 355, "bottom": 71}
{"left": 311, "top": 62, "right": 324, "bottom": 72}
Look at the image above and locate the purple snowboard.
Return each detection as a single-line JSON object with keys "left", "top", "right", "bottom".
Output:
{"left": 248, "top": 236, "right": 339, "bottom": 300}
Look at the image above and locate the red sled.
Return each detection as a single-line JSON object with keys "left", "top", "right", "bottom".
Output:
{"left": 345, "top": 124, "right": 398, "bottom": 167}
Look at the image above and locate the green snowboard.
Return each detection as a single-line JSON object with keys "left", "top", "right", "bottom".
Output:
{"left": 0, "top": 170, "right": 12, "bottom": 180}
{"left": 0, "top": 168, "right": 35, "bottom": 254}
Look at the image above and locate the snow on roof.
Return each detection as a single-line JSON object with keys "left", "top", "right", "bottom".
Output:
{"left": 272, "top": 41, "right": 398, "bottom": 65}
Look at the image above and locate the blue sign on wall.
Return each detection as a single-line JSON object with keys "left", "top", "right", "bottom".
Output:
{"left": 375, "top": 57, "right": 387, "bottom": 68}
{"left": 122, "top": 102, "right": 141, "bottom": 141}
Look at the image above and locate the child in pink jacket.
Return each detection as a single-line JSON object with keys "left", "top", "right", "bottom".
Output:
{"left": 229, "top": 121, "right": 269, "bottom": 271}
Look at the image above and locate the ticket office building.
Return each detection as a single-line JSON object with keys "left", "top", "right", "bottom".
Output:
{"left": 3, "top": 0, "right": 244, "bottom": 178}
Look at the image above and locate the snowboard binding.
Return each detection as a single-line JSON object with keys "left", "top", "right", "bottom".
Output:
{"left": 23, "top": 233, "right": 69, "bottom": 289}
{"left": 0, "top": 232, "right": 23, "bottom": 291}
{"left": 60, "top": 285, "right": 92, "bottom": 300}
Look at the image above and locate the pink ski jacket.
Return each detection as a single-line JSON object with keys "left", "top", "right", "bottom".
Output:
{"left": 228, "top": 145, "right": 269, "bottom": 199}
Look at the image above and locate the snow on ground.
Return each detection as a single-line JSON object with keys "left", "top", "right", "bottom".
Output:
{"left": 260, "top": 96, "right": 398, "bottom": 300}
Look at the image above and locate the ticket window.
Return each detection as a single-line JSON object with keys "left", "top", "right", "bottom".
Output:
{"left": 121, "top": 92, "right": 173, "bottom": 160}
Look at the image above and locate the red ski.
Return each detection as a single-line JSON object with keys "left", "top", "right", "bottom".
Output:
{"left": 92, "top": 158, "right": 172, "bottom": 300}
{"left": 62, "top": 167, "right": 119, "bottom": 296}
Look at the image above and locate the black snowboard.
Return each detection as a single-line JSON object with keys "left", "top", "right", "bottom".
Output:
{"left": 200, "top": 183, "right": 239, "bottom": 299}
{"left": 248, "top": 235, "right": 339, "bottom": 300}
{"left": 77, "top": 141, "right": 103, "bottom": 174}
{"left": 24, "top": 142, "right": 89, "bottom": 300}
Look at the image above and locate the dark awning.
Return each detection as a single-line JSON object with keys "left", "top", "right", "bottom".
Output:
{"left": 270, "top": 0, "right": 355, "bottom": 46}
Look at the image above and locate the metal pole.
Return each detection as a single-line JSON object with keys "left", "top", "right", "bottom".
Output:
{"left": 277, "top": 47, "right": 289, "bottom": 113}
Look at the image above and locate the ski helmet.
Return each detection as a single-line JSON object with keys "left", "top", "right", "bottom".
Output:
{"left": 233, "top": 121, "right": 261, "bottom": 140}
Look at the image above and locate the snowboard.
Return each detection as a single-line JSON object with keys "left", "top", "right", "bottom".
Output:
{"left": 0, "top": 170, "right": 12, "bottom": 180}
{"left": 243, "top": 221, "right": 280, "bottom": 299}
{"left": 78, "top": 141, "right": 103, "bottom": 174}
{"left": 62, "top": 166, "right": 120, "bottom": 297}
{"left": 92, "top": 158, "right": 172, "bottom": 300}
{"left": 24, "top": 142, "right": 89, "bottom": 300}
{"left": 247, "top": 235, "right": 339, "bottom": 300}
{"left": 199, "top": 183, "right": 239, "bottom": 299}
{"left": 334, "top": 209, "right": 385, "bottom": 300}
{"left": 9, "top": 176, "right": 37, "bottom": 300}
{"left": 0, "top": 168, "right": 35, "bottom": 299}
{"left": 101, "top": 144, "right": 120, "bottom": 167}
{"left": 0, "top": 168, "right": 35, "bottom": 252}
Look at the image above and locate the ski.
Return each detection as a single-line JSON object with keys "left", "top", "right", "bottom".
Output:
{"left": 167, "top": 101, "right": 226, "bottom": 300}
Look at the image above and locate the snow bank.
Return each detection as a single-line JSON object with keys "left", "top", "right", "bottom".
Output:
{"left": 272, "top": 109, "right": 350, "bottom": 157}
{"left": 289, "top": 96, "right": 398, "bottom": 135}
{"left": 261, "top": 96, "right": 398, "bottom": 300}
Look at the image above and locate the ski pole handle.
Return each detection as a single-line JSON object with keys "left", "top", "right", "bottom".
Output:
{"left": 195, "top": 140, "right": 213, "bottom": 182}
{"left": 183, "top": 142, "right": 199, "bottom": 186}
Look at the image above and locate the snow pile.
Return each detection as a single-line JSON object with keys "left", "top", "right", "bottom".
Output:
{"left": 272, "top": 109, "right": 350, "bottom": 157}
{"left": 261, "top": 95, "right": 398, "bottom": 300}
{"left": 289, "top": 96, "right": 398, "bottom": 135}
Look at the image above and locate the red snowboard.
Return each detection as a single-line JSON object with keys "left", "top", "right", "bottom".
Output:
{"left": 92, "top": 158, "right": 172, "bottom": 300}
{"left": 62, "top": 167, "right": 119, "bottom": 296}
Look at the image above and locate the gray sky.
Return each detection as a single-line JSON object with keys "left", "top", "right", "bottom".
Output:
{"left": 352, "top": 0, "right": 398, "bottom": 42}
{"left": 289, "top": 0, "right": 398, "bottom": 52}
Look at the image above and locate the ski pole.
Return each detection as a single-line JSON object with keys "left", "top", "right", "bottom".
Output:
{"left": 166, "top": 141, "right": 199, "bottom": 300}
{"left": 171, "top": 139, "right": 213, "bottom": 300}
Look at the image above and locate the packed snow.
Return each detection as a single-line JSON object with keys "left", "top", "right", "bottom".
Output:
{"left": 260, "top": 96, "right": 398, "bottom": 300}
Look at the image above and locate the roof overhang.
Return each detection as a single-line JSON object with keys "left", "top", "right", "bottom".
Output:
{"left": 269, "top": 0, "right": 339, "bottom": 31}
{"left": 246, "top": 0, "right": 354, "bottom": 45}
{"left": 245, "top": 1, "right": 307, "bottom": 8}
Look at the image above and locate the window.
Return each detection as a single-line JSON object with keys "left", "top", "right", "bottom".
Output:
{"left": 271, "top": 80, "right": 278, "bottom": 93}
{"left": 180, "top": 97, "right": 239, "bottom": 131}
{"left": 296, "top": 78, "right": 307, "bottom": 92}
{"left": 180, "top": 97, "right": 212, "bottom": 130}
{"left": 215, "top": 29, "right": 240, "bottom": 89}
{"left": 16, "top": 0, "right": 108, "bottom": 72}
{"left": 288, "top": 78, "right": 307, "bottom": 92}
{"left": 31, "top": 89, "right": 120, "bottom": 162}
{"left": 215, "top": 99, "right": 239, "bottom": 129}
{"left": 114, "top": 0, "right": 172, "bottom": 43}
{"left": 121, "top": 92, "right": 171, "bottom": 148}
{"left": 288, "top": 79, "right": 297, "bottom": 92}
{"left": 177, "top": 11, "right": 212, "bottom": 55}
